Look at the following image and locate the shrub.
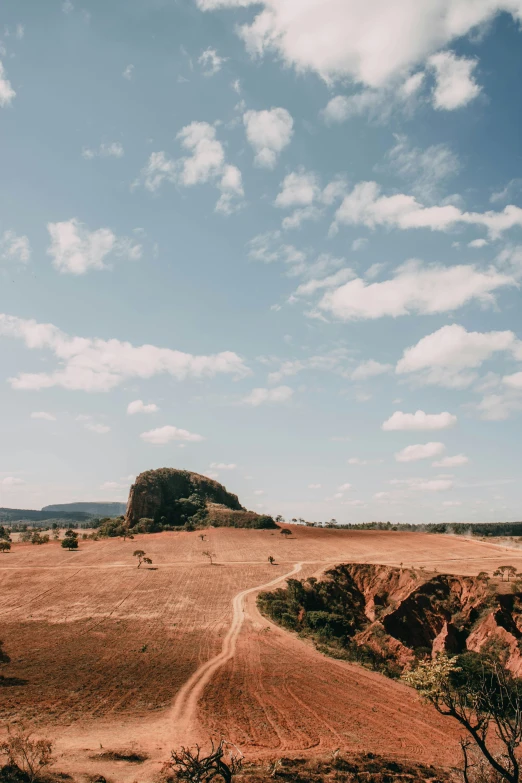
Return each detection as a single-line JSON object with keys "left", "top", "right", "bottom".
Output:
{"left": 0, "top": 728, "right": 54, "bottom": 783}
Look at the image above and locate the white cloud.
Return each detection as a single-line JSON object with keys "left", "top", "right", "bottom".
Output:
{"left": 443, "top": 501, "right": 462, "bottom": 507}
{"left": 322, "top": 90, "right": 388, "bottom": 123}
{"left": 274, "top": 168, "right": 346, "bottom": 229}
{"left": 140, "top": 425, "right": 205, "bottom": 445}
{"left": 504, "top": 372, "right": 522, "bottom": 390}
{"left": 351, "top": 360, "right": 392, "bottom": 381}
{"left": 1, "top": 477, "right": 24, "bottom": 486}
{"left": 199, "top": 47, "right": 227, "bottom": 76}
{"left": 253, "top": 489, "right": 264, "bottom": 495}
{"left": 242, "top": 385, "right": 293, "bottom": 406}
{"left": 85, "top": 422, "right": 110, "bottom": 434}
{"left": 476, "top": 391, "right": 522, "bottom": 421}
{"left": 396, "top": 324, "right": 519, "bottom": 388}
{"left": 308, "top": 483, "right": 321, "bottom": 489}
{"left": 338, "top": 482, "right": 352, "bottom": 492}
{"left": 352, "top": 238, "right": 368, "bottom": 251}
{"left": 127, "top": 399, "right": 159, "bottom": 415}
{"left": 433, "top": 454, "right": 469, "bottom": 467}
{"left": 490, "top": 179, "right": 522, "bottom": 205}
{"left": 469, "top": 238, "right": 488, "bottom": 248}
{"left": 267, "top": 348, "right": 351, "bottom": 384}
{"left": 332, "top": 180, "right": 522, "bottom": 239}
{"left": 348, "top": 457, "right": 383, "bottom": 466}
{"left": 0, "top": 231, "right": 31, "bottom": 264}
{"left": 62, "top": 1, "right": 74, "bottom": 12}
{"left": 123, "top": 64, "right": 134, "bottom": 80}
{"left": 395, "top": 442, "right": 445, "bottom": 462}
{"left": 382, "top": 410, "right": 457, "bottom": 431}
{"left": 47, "top": 218, "right": 141, "bottom": 275}
{"left": 319, "top": 261, "right": 513, "bottom": 321}
{"left": 141, "top": 122, "right": 243, "bottom": 214}
{"left": 195, "top": 0, "right": 522, "bottom": 89}
{"left": 210, "top": 462, "right": 236, "bottom": 470}
{"left": 100, "top": 481, "right": 128, "bottom": 490}
{"left": 82, "top": 142, "right": 124, "bottom": 159}
{"left": 381, "top": 135, "right": 459, "bottom": 201}
{"left": 243, "top": 107, "right": 293, "bottom": 168}
{"left": 30, "top": 412, "right": 56, "bottom": 421}
{"left": 0, "top": 313, "right": 250, "bottom": 392}
{"left": 428, "top": 51, "right": 481, "bottom": 110}
{"left": 0, "top": 61, "right": 15, "bottom": 107}
{"left": 342, "top": 499, "right": 366, "bottom": 507}
{"left": 294, "top": 268, "right": 355, "bottom": 298}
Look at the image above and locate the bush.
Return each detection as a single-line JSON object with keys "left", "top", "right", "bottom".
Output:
{"left": 0, "top": 728, "right": 54, "bottom": 783}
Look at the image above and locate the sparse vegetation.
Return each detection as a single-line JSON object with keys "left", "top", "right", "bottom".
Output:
{"left": 0, "top": 727, "right": 54, "bottom": 783}
{"left": 0, "top": 541, "right": 11, "bottom": 553}
{"left": 202, "top": 550, "right": 216, "bottom": 565}
{"left": 162, "top": 740, "right": 243, "bottom": 783}
{"left": 493, "top": 565, "right": 517, "bottom": 582}
{"left": 133, "top": 549, "right": 152, "bottom": 568}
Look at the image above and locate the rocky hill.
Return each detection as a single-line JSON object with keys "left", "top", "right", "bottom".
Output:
{"left": 125, "top": 468, "right": 274, "bottom": 530}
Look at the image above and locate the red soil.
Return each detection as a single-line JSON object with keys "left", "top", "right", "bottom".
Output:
{"left": 1, "top": 526, "right": 521, "bottom": 781}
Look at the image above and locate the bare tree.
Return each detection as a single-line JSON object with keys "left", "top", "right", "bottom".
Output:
{"left": 202, "top": 550, "right": 216, "bottom": 565}
{"left": 0, "top": 726, "right": 54, "bottom": 783}
{"left": 162, "top": 740, "right": 243, "bottom": 783}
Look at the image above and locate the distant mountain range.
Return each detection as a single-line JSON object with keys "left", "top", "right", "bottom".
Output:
{"left": 0, "top": 501, "right": 127, "bottom": 524}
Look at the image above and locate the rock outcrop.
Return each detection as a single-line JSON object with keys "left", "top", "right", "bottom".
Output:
{"left": 126, "top": 468, "right": 244, "bottom": 525}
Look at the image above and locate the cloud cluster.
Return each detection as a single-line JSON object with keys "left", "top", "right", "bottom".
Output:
{"left": 275, "top": 168, "right": 346, "bottom": 229}
{"left": 319, "top": 261, "right": 513, "bottom": 321}
{"left": 0, "top": 313, "right": 250, "bottom": 392}
{"left": 243, "top": 107, "right": 293, "bottom": 168}
{"left": 141, "top": 121, "right": 244, "bottom": 215}
{"left": 199, "top": 47, "right": 227, "bottom": 76}
{"left": 82, "top": 142, "right": 124, "bottom": 159}
{"left": 140, "top": 425, "right": 205, "bottom": 445}
{"left": 47, "top": 218, "right": 142, "bottom": 275}
{"left": 332, "top": 181, "right": 522, "bottom": 238}
{"left": 195, "top": 0, "right": 521, "bottom": 89}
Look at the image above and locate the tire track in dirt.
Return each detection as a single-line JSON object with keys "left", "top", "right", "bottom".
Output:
{"left": 170, "top": 563, "right": 303, "bottom": 742}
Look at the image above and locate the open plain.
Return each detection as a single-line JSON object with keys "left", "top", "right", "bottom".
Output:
{"left": 2, "top": 526, "right": 522, "bottom": 781}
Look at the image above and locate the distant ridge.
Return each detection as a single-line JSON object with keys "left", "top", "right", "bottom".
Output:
{"left": 42, "top": 502, "right": 127, "bottom": 516}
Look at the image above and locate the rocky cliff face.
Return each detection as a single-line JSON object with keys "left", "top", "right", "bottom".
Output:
{"left": 125, "top": 468, "right": 243, "bottom": 525}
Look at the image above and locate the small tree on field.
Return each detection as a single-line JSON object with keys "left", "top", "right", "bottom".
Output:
{"left": 0, "top": 541, "right": 11, "bottom": 553}
{"left": 162, "top": 739, "right": 243, "bottom": 783}
{"left": 0, "top": 726, "right": 54, "bottom": 783}
{"left": 61, "top": 530, "right": 78, "bottom": 550}
{"left": 404, "top": 651, "right": 522, "bottom": 783}
{"left": 199, "top": 534, "right": 206, "bottom": 541}
{"left": 280, "top": 529, "right": 292, "bottom": 538}
{"left": 477, "top": 571, "right": 490, "bottom": 583}
{"left": 203, "top": 550, "right": 216, "bottom": 565}
{"left": 133, "top": 549, "right": 146, "bottom": 568}
{"left": 143, "top": 556, "right": 153, "bottom": 567}
{"left": 268, "top": 556, "right": 275, "bottom": 565}
{"left": 493, "top": 565, "right": 517, "bottom": 582}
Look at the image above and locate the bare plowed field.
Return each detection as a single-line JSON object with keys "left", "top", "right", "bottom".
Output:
{"left": 1, "top": 527, "right": 520, "bottom": 781}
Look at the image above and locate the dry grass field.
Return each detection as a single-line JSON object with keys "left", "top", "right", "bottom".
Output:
{"left": 2, "top": 526, "right": 522, "bottom": 781}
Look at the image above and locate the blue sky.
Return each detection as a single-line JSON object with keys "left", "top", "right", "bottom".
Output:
{"left": 1, "top": 0, "right": 522, "bottom": 523}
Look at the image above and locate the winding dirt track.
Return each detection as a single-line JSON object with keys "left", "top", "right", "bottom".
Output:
{"left": 169, "top": 562, "right": 304, "bottom": 742}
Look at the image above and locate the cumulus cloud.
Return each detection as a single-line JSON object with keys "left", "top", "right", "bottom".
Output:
{"left": 141, "top": 122, "right": 244, "bottom": 214}
{"left": 338, "top": 482, "right": 352, "bottom": 492}
{"left": 199, "top": 47, "right": 227, "bottom": 76}
{"left": 82, "top": 142, "right": 124, "bottom": 159}
{"left": 0, "top": 231, "right": 31, "bottom": 264}
{"left": 30, "top": 412, "right": 56, "bottom": 421}
{"left": 140, "top": 426, "right": 205, "bottom": 445}
{"left": 0, "top": 313, "right": 250, "bottom": 392}
{"left": 351, "top": 360, "right": 392, "bottom": 381}
{"left": 396, "top": 324, "right": 519, "bottom": 388}
{"left": 0, "top": 61, "right": 15, "bottom": 107}
{"left": 127, "top": 399, "right": 159, "bottom": 415}
{"left": 243, "top": 107, "right": 293, "bottom": 168}
{"left": 381, "top": 135, "right": 459, "bottom": 201}
{"left": 504, "top": 372, "right": 522, "bottom": 390}
{"left": 242, "top": 385, "right": 293, "bottom": 406}
{"left": 274, "top": 169, "right": 346, "bottom": 229}
{"left": 395, "top": 442, "right": 445, "bottom": 462}
{"left": 331, "top": 180, "right": 522, "bottom": 239}
{"left": 433, "top": 454, "right": 469, "bottom": 467}
{"left": 195, "top": 0, "right": 522, "bottom": 89}
{"left": 318, "top": 261, "right": 513, "bottom": 321}
{"left": 47, "top": 218, "right": 142, "bottom": 275}
{"left": 382, "top": 410, "right": 457, "bottom": 431}
{"left": 428, "top": 51, "right": 481, "bottom": 110}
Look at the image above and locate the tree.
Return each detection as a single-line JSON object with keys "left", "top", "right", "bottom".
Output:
{"left": 493, "top": 565, "right": 517, "bottom": 582}
{"left": 268, "top": 556, "right": 275, "bottom": 565}
{"left": 31, "top": 532, "right": 49, "bottom": 545}
{"left": 404, "top": 652, "right": 522, "bottom": 783}
{"left": 0, "top": 541, "right": 11, "bottom": 553}
{"left": 133, "top": 549, "right": 146, "bottom": 568}
{"left": 199, "top": 534, "right": 206, "bottom": 541}
{"left": 61, "top": 530, "right": 78, "bottom": 550}
{"left": 0, "top": 525, "right": 11, "bottom": 542}
{"left": 477, "top": 571, "right": 490, "bottom": 582}
{"left": 275, "top": 515, "right": 284, "bottom": 523}
{"left": 142, "top": 556, "right": 153, "bottom": 567}
{"left": 162, "top": 740, "right": 243, "bottom": 783}
{"left": 0, "top": 726, "right": 54, "bottom": 783}
{"left": 280, "top": 529, "right": 292, "bottom": 538}
{"left": 202, "top": 550, "right": 216, "bottom": 565}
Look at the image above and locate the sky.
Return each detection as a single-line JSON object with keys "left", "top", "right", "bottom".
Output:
{"left": 1, "top": 0, "right": 522, "bottom": 523}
